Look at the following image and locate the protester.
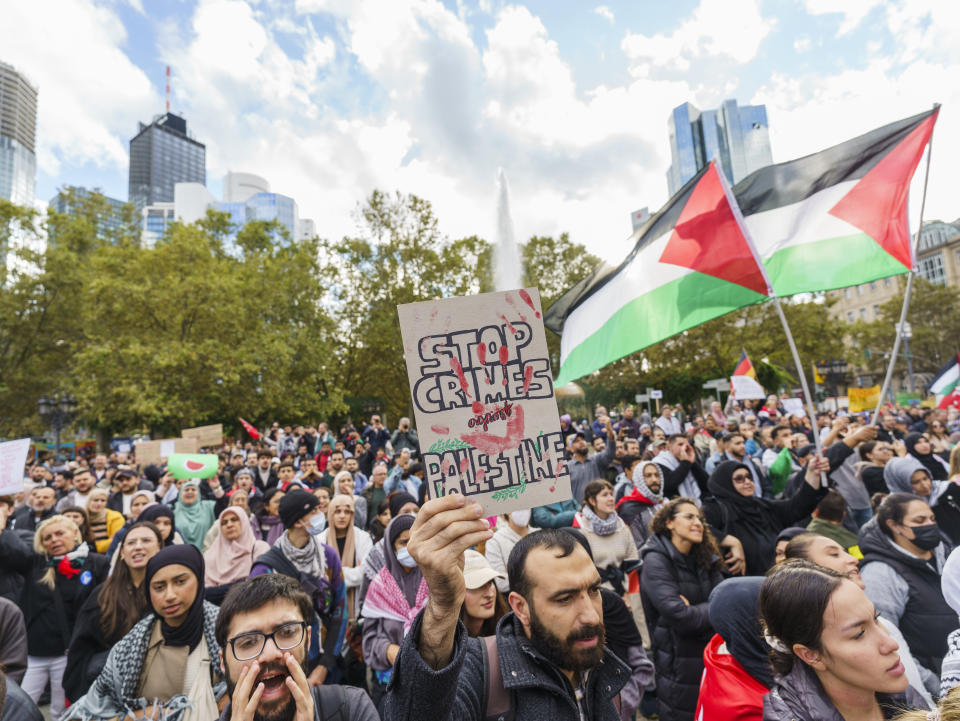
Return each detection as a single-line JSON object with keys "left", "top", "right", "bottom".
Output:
{"left": 63, "top": 521, "right": 163, "bottom": 702}
{"left": 640, "top": 498, "right": 725, "bottom": 721}
{"left": 60, "top": 506, "right": 97, "bottom": 549}
{"left": 785, "top": 531, "right": 936, "bottom": 707}
{"left": 368, "top": 497, "right": 391, "bottom": 543}
{"left": 55, "top": 469, "right": 96, "bottom": 512}
{"left": 361, "top": 463, "right": 388, "bottom": 529}
{"left": 106, "top": 469, "right": 152, "bottom": 517}
{"left": 941, "top": 546, "right": 960, "bottom": 697}
{"left": 254, "top": 487, "right": 285, "bottom": 545}
{"left": 575, "top": 479, "right": 638, "bottom": 595}
{"left": 84, "top": 488, "right": 124, "bottom": 553}
{"left": 704, "top": 456, "right": 830, "bottom": 576}
{"left": 213, "top": 574, "right": 378, "bottom": 721}
{"left": 459, "top": 550, "right": 508, "bottom": 637}
{"left": 857, "top": 440, "right": 897, "bottom": 495}
{"left": 319, "top": 493, "right": 373, "bottom": 622}
{"left": 694, "top": 577, "right": 771, "bottom": 721}
{"left": 139, "top": 503, "right": 182, "bottom": 546}
{"left": 884, "top": 455, "right": 960, "bottom": 544}
{"left": 384, "top": 497, "right": 629, "bottom": 721}
{"left": 0, "top": 668, "right": 44, "bottom": 721}
{"left": 860, "top": 493, "right": 957, "bottom": 679}
{"left": 333, "top": 470, "right": 368, "bottom": 530}
{"left": 361, "top": 513, "right": 427, "bottom": 707}
{"left": 10, "top": 486, "right": 57, "bottom": 533}
{"left": 654, "top": 434, "right": 709, "bottom": 502}
{"left": 251, "top": 490, "right": 348, "bottom": 687}
{"left": 616, "top": 460, "right": 664, "bottom": 551}
{"left": 0, "top": 512, "right": 108, "bottom": 719}
{"left": 484, "top": 509, "right": 531, "bottom": 594}
{"left": 0, "top": 597, "right": 27, "bottom": 683}
{"left": 174, "top": 479, "right": 218, "bottom": 549}
{"left": 63, "top": 544, "right": 225, "bottom": 720}
{"left": 530, "top": 497, "right": 578, "bottom": 528}
{"left": 203, "top": 507, "right": 270, "bottom": 604}
{"left": 566, "top": 416, "right": 616, "bottom": 503}
{"left": 760, "top": 560, "right": 909, "bottom": 720}
{"left": 806, "top": 489, "right": 862, "bottom": 555}
{"left": 905, "top": 432, "right": 951, "bottom": 480}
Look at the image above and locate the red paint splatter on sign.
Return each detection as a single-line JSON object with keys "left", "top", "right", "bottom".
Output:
{"left": 476, "top": 342, "right": 486, "bottom": 365}
{"left": 461, "top": 406, "right": 526, "bottom": 455}
{"left": 459, "top": 457, "right": 471, "bottom": 473}
{"left": 521, "top": 365, "right": 534, "bottom": 394}
{"left": 472, "top": 401, "right": 484, "bottom": 415}
{"left": 476, "top": 468, "right": 485, "bottom": 484}
{"left": 449, "top": 356, "right": 471, "bottom": 398}
{"left": 518, "top": 289, "right": 540, "bottom": 318}
{"left": 431, "top": 425, "right": 449, "bottom": 435}
{"left": 499, "top": 314, "right": 517, "bottom": 336}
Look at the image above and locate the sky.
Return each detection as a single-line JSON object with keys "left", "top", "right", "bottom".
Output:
{"left": 2, "top": 0, "right": 958, "bottom": 262}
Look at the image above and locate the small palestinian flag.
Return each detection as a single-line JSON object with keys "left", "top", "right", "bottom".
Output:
{"left": 547, "top": 162, "right": 771, "bottom": 385}
{"left": 239, "top": 417, "right": 260, "bottom": 440}
{"left": 735, "top": 107, "right": 938, "bottom": 296}
{"left": 167, "top": 453, "right": 219, "bottom": 479}
{"left": 930, "top": 354, "right": 960, "bottom": 409}
{"left": 732, "top": 349, "right": 757, "bottom": 378}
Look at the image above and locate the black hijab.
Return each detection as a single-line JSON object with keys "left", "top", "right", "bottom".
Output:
{"left": 905, "top": 432, "right": 948, "bottom": 480}
{"left": 708, "top": 577, "right": 773, "bottom": 688}
{"left": 708, "top": 461, "right": 770, "bottom": 525}
{"left": 139, "top": 504, "right": 177, "bottom": 546}
{"left": 144, "top": 544, "right": 205, "bottom": 651}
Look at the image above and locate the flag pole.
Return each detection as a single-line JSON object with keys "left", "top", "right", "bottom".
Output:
{"left": 870, "top": 104, "right": 938, "bottom": 425}
{"left": 772, "top": 296, "right": 824, "bottom": 457}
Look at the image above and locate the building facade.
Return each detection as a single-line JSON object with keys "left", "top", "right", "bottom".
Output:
{"left": 128, "top": 113, "right": 205, "bottom": 212}
{"left": 666, "top": 99, "right": 773, "bottom": 196}
{"left": 827, "top": 219, "right": 960, "bottom": 323}
{"left": 0, "top": 61, "right": 37, "bottom": 206}
{"left": 48, "top": 186, "right": 127, "bottom": 239}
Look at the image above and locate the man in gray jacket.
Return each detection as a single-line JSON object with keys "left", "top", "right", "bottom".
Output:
{"left": 567, "top": 415, "right": 616, "bottom": 503}
{"left": 383, "top": 495, "right": 628, "bottom": 721}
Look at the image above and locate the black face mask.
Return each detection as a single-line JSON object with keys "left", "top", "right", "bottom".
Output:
{"left": 908, "top": 523, "right": 942, "bottom": 550}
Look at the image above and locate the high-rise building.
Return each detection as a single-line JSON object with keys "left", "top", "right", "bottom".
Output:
{"left": 48, "top": 186, "right": 127, "bottom": 240}
{"left": 128, "top": 112, "right": 205, "bottom": 212}
{"left": 0, "top": 61, "right": 38, "bottom": 207}
{"left": 666, "top": 99, "right": 772, "bottom": 196}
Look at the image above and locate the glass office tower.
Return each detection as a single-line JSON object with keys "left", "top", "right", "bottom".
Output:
{"left": 128, "top": 113, "right": 205, "bottom": 212}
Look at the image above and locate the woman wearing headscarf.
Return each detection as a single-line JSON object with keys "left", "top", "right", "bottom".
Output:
{"left": 138, "top": 503, "right": 182, "bottom": 546}
{"left": 84, "top": 489, "right": 125, "bottom": 554}
{"left": 103, "top": 490, "right": 159, "bottom": 560}
{"left": 884, "top": 455, "right": 960, "bottom": 544}
{"left": 361, "top": 513, "right": 427, "bottom": 709}
{"left": 319, "top": 494, "right": 373, "bottom": 621}
{"left": 173, "top": 480, "right": 217, "bottom": 549}
{"left": 333, "top": 471, "right": 368, "bottom": 530}
{"left": 63, "top": 544, "right": 225, "bottom": 721}
{"left": 64, "top": 522, "right": 163, "bottom": 702}
{"left": 0, "top": 514, "right": 108, "bottom": 720}
{"left": 202, "top": 507, "right": 269, "bottom": 604}
{"left": 905, "top": 431, "right": 951, "bottom": 480}
{"left": 702, "top": 457, "right": 829, "bottom": 576}
{"left": 617, "top": 460, "right": 665, "bottom": 550}
{"left": 695, "top": 577, "right": 771, "bottom": 721}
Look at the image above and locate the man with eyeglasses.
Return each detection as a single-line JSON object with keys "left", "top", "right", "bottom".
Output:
{"left": 216, "top": 574, "right": 377, "bottom": 721}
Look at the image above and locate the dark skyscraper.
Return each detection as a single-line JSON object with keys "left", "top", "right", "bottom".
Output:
{"left": 128, "top": 112, "right": 205, "bottom": 211}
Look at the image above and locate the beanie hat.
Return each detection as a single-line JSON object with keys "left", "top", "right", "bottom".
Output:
{"left": 389, "top": 491, "right": 418, "bottom": 519}
{"left": 278, "top": 490, "right": 319, "bottom": 529}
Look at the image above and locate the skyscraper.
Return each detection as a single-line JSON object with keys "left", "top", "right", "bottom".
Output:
{"left": 666, "top": 99, "right": 772, "bottom": 196}
{"left": 128, "top": 112, "right": 205, "bottom": 211}
{"left": 0, "top": 61, "right": 38, "bottom": 207}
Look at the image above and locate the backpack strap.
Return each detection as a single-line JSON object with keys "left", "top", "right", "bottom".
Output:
{"left": 313, "top": 683, "right": 346, "bottom": 721}
{"left": 480, "top": 634, "right": 514, "bottom": 721}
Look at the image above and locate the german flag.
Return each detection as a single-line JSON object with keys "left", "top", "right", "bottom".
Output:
{"left": 732, "top": 349, "right": 757, "bottom": 379}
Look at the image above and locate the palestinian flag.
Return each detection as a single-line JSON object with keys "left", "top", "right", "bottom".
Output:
{"left": 238, "top": 417, "right": 260, "bottom": 440}
{"left": 930, "top": 354, "right": 960, "bottom": 409}
{"left": 167, "top": 453, "right": 219, "bottom": 479}
{"left": 733, "top": 349, "right": 757, "bottom": 378}
{"left": 735, "top": 107, "right": 939, "bottom": 296}
{"left": 546, "top": 162, "right": 771, "bottom": 385}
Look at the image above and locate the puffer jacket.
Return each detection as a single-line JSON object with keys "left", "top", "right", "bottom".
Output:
{"left": 640, "top": 533, "right": 723, "bottom": 721}
{"left": 763, "top": 661, "right": 906, "bottom": 720}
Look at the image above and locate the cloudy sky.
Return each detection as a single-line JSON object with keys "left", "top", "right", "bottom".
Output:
{"left": 2, "top": 0, "right": 956, "bottom": 261}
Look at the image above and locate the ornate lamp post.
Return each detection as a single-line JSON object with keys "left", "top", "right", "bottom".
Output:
{"left": 37, "top": 393, "right": 78, "bottom": 461}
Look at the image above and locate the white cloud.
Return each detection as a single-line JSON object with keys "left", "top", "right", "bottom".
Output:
{"left": 594, "top": 5, "right": 614, "bottom": 24}
{"left": 0, "top": 0, "right": 157, "bottom": 176}
{"left": 622, "top": 0, "right": 775, "bottom": 75}
{"left": 802, "top": 0, "right": 884, "bottom": 35}
{"left": 793, "top": 36, "right": 810, "bottom": 52}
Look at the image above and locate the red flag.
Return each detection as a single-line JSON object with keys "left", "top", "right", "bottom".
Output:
{"left": 239, "top": 418, "right": 260, "bottom": 440}
{"left": 939, "top": 388, "right": 960, "bottom": 411}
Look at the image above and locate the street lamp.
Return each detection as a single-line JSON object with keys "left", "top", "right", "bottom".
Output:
{"left": 37, "top": 393, "right": 78, "bottom": 461}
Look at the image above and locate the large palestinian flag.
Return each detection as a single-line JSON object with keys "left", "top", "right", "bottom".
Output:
{"left": 929, "top": 354, "right": 960, "bottom": 409}
{"left": 547, "top": 162, "right": 771, "bottom": 385}
{"left": 735, "top": 107, "right": 939, "bottom": 296}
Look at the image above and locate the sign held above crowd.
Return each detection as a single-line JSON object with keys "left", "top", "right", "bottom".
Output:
{"left": 398, "top": 288, "right": 570, "bottom": 515}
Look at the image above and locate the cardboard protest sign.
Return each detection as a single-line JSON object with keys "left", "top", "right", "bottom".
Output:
{"left": 181, "top": 424, "right": 223, "bottom": 448}
{"left": 782, "top": 398, "right": 806, "bottom": 417}
{"left": 730, "top": 374, "right": 766, "bottom": 400}
{"left": 0, "top": 438, "right": 31, "bottom": 495}
{"left": 167, "top": 453, "right": 219, "bottom": 479}
{"left": 135, "top": 437, "right": 199, "bottom": 466}
{"left": 398, "top": 288, "right": 570, "bottom": 515}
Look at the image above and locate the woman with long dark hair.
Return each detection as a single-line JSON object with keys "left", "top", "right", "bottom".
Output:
{"left": 63, "top": 521, "right": 163, "bottom": 702}
{"left": 760, "top": 560, "right": 910, "bottom": 720}
{"left": 60, "top": 506, "right": 96, "bottom": 548}
{"left": 458, "top": 550, "right": 509, "bottom": 637}
{"left": 254, "top": 487, "right": 285, "bottom": 545}
{"left": 904, "top": 432, "right": 950, "bottom": 480}
{"left": 640, "top": 497, "right": 724, "bottom": 721}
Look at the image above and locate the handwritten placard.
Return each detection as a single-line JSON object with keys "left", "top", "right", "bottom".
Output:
{"left": 135, "top": 437, "right": 199, "bottom": 466}
{"left": 0, "top": 438, "right": 31, "bottom": 495}
{"left": 398, "top": 288, "right": 571, "bottom": 515}
{"left": 181, "top": 423, "right": 223, "bottom": 448}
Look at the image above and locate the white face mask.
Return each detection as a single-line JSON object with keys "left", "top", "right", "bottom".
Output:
{"left": 396, "top": 547, "right": 417, "bottom": 568}
{"left": 306, "top": 514, "right": 326, "bottom": 536}
{"left": 509, "top": 510, "right": 531, "bottom": 527}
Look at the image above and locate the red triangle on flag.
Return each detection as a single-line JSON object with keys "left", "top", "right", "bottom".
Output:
{"left": 829, "top": 110, "right": 938, "bottom": 269}
{"left": 939, "top": 388, "right": 960, "bottom": 411}
{"left": 659, "top": 163, "right": 770, "bottom": 296}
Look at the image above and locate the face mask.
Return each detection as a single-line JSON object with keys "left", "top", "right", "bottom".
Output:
{"left": 909, "top": 523, "right": 941, "bottom": 550}
{"left": 509, "top": 510, "right": 531, "bottom": 527}
{"left": 396, "top": 547, "right": 417, "bottom": 568}
{"left": 306, "top": 514, "right": 326, "bottom": 536}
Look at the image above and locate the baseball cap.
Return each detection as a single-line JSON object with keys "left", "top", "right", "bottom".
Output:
{"left": 463, "top": 549, "right": 505, "bottom": 590}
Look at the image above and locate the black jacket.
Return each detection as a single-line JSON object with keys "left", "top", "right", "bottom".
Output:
{"left": 384, "top": 611, "right": 629, "bottom": 721}
{"left": 859, "top": 518, "right": 957, "bottom": 674}
{"left": 656, "top": 459, "right": 710, "bottom": 499}
{"left": 218, "top": 684, "right": 378, "bottom": 721}
{"left": 0, "top": 530, "right": 109, "bottom": 657}
{"left": 10, "top": 505, "right": 56, "bottom": 533}
{"left": 763, "top": 661, "right": 906, "bottom": 720}
{"left": 106, "top": 480, "right": 155, "bottom": 513}
{"left": 0, "top": 597, "right": 27, "bottom": 684}
{"left": 640, "top": 533, "right": 723, "bottom": 721}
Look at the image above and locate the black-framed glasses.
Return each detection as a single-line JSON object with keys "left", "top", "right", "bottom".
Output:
{"left": 228, "top": 621, "right": 307, "bottom": 661}
{"left": 731, "top": 473, "right": 752, "bottom": 483}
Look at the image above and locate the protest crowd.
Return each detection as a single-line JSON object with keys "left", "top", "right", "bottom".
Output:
{"left": 2, "top": 401, "right": 960, "bottom": 721}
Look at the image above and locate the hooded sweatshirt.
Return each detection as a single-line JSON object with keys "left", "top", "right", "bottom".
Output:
{"left": 884, "top": 456, "right": 960, "bottom": 544}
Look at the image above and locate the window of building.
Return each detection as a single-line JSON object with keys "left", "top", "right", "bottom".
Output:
{"left": 919, "top": 253, "right": 946, "bottom": 285}
{"left": 884, "top": 277, "right": 892, "bottom": 287}
{"left": 873, "top": 304, "right": 880, "bottom": 318}
{"left": 870, "top": 281, "right": 877, "bottom": 291}
{"left": 844, "top": 288, "right": 851, "bottom": 299}
{"left": 859, "top": 308, "right": 867, "bottom": 320}
{"left": 856, "top": 285, "right": 863, "bottom": 295}
{"left": 847, "top": 311, "right": 855, "bottom": 322}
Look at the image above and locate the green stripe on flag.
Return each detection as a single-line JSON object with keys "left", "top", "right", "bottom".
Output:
{"left": 556, "top": 273, "right": 768, "bottom": 385}
{"left": 764, "top": 232, "right": 909, "bottom": 297}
